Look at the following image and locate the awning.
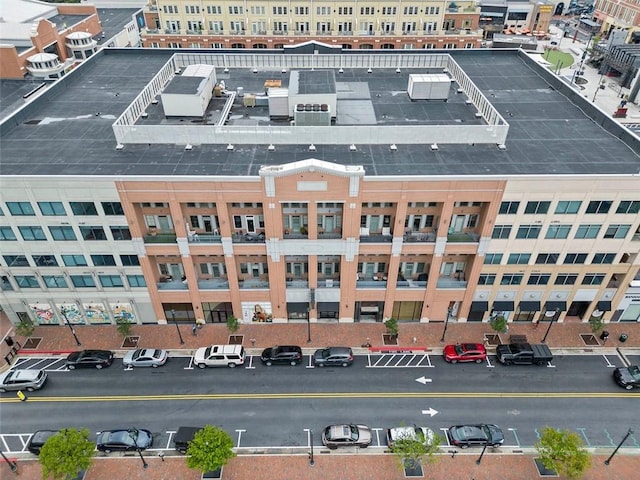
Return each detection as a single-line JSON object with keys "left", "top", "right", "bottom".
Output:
{"left": 482, "top": 12, "right": 505, "bottom": 17}
{"left": 597, "top": 301, "right": 612, "bottom": 312}
{"left": 544, "top": 301, "right": 566, "bottom": 312}
{"left": 317, "top": 302, "right": 339, "bottom": 312}
{"left": 287, "top": 302, "right": 308, "bottom": 313}
{"left": 470, "top": 301, "right": 489, "bottom": 312}
{"left": 493, "top": 301, "right": 514, "bottom": 311}
{"left": 519, "top": 301, "right": 541, "bottom": 311}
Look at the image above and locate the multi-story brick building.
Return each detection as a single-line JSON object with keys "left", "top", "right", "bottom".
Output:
{"left": 1, "top": 48, "right": 639, "bottom": 330}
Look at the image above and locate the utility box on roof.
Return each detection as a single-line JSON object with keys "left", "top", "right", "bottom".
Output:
{"left": 407, "top": 74, "right": 451, "bottom": 101}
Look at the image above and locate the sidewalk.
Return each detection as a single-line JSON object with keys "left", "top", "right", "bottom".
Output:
{"left": 2, "top": 318, "right": 640, "bottom": 480}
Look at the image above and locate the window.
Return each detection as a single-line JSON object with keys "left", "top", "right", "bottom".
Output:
{"left": 15, "top": 275, "right": 39, "bottom": 288}
{"left": 33, "top": 255, "right": 58, "bottom": 267}
{"left": 38, "top": 202, "right": 66, "bottom": 216}
{"left": 404, "top": 6, "right": 418, "bottom": 14}
{"left": 555, "top": 200, "right": 581, "bottom": 214}
{"left": 0, "top": 227, "right": 17, "bottom": 240}
{"left": 616, "top": 201, "right": 640, "bottom": 214}
{"left": 492, "top": 225, "right": 511, "bottom": 239}
{"left": 478, "top": 274, "right": 496, "bottom": 285}
{"left": 524, "top": 201, "right": 550, "bottom": 214}
{"left": 207, "top": 5, "right": 222, "bottom": 14}
{"left": 127, "top": 275, "right": 146, "bottom": 287}
{"left": 120, "top": 255, "right": 140, "bottom": 266}
{"left": 536, "top": 253, "right": 559, "bottom": 264}
{"left": 382, "top": 7, "right": 396, "bottom": 14}
{"left": 6, "top": 202, "right": 35, "bottom": 215}
{"left": 91, "top": 254, "right": 116, "bottom": 266}
{"left": 507, "top": 253, "right": 531, "bottom": 264}
{"left": 592, "top": 253, "right": 615, "bottom": 264}
{"left": 70, "top": 202, "right": 98, "bottom": 215}
{"left": 110, "top": 226, "right": 131, "bottom": 240}
{"left": 62, "top": 254, "right": 87, "bottom": 266}
{"left": 604, "top": 224, "right": 630, "bottom": 239}
{"left": 43, "top": 275, "right": 67, "bottom": 288}
{"left": 500, "top": 274, "right": 523, "bottom": 285}
{"left": 295, "top": 6, "right": 309, "bottom": 14}
{"left": 228, "top": 5, "right": 243, "bottom": 14}
{"left": 19, "top": 226, "right": 47, "bottom": 241}
{"left": 527, "top": 274, "right": 550, "bottom": 285}
{"left": 499, "top": 201, "right": 519, "bottom": 214}
{"left": 575, "top": 224, "right": 600, "bottom": 239}
{"left": 272, "top": 6, "right": 287, "bottom": 14}
{"left": 582, "top": 273, "right": 605, "bottom": 285}
{"left": 585, "top": 200, "right": 612, "bottom": 214}
{"left": 564, "top": 253, "right": 587, "bottom": 264}
{"left": 545, "top": 224, "right": 571, "bottom": 239}
{"left": 484, "top": 254, "right": 503, "bottom": 265}
{"left": 360, "top": 7, "right": 374, "bottom": 15}
{"left": 99, "top": 275, "right": 124, "bottom": 288}
{"left": 338, "top": 7, "right": 353, "bottom": 14}
{"left": 102, "top": 202, "right": 124, "bottom": 215}
{"left": 3, "top": 255, "right": 29, "bottom": 266}
{"left": 555, "top": 273, "right": 577, "bottom": 285}
{"left": 516, "top": 225, "right": 541, "bottom": 239}
{"left": 80, "top": 226, "right": 106, "bottom": 240}
{"left": 70, "top": 275, "right": 96, "bottom": 287}
{"left": 49, "top": 226, "right": 76, "bottom": 240}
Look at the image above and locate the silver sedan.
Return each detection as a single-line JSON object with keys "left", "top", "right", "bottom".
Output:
{"left": 122, "top": 349, "right": 168, "bottom": 368}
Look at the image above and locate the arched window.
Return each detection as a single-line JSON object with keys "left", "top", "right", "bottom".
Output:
{"left": 252, "top": 43, "right": 267, "bottom": 48}
{"left": 231, "top": 43, "right": 246, "bottom": 48}
{"left": 359, "top": 43, "right": 373, "bottom": 49}
{"left": 381, "top": 43, "right": 395, "bottom": 49}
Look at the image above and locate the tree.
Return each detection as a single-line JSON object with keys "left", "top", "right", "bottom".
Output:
{"left": 186, "top": 425, "right": 236, "bottom": 473}
{"left": 534, "top": 426, "right": 591, "bottom": 480}
{"left": 588, "top": 316, "right": 604, "bottom": 335}
{"left": 226, "top": 315, "right": 240, "bottom": 334}
{"left": 15, "top": 318, "right": 36, "bottom": 338}
{"left": 39, "top": 428, "right": 95, "bottom": 480}
{"left": 392, "top": 430, "right": 442, "bottom": 471}
{"left": 116, "top": 318, "right": 133, "bottom": 338}
{"left": 489, "top": 315, "right": 508, "bottom": 334}
{"left": 385, "top": 318, "right": 399, "bottom": 338}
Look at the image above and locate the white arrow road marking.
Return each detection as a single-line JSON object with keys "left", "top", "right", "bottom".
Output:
{"left": 415, "top": 376, "right": 432, "bottom": 384}
{"left": 421, "top": 408, "right": 439, "bottom": 417}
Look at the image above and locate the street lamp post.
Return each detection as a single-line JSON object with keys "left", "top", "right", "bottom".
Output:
{"left": 128, "top": 428, "right": 148, "bottom": 469}
{"left": 60, "top": 308, "right": 82, "bottom": 347}
{"left": 171, "top": 308, "right": 184, "bottom": 345}
{"left": 0, "top": 450, "right": 18, "bottom": 473}
{"left": 306, "top": 308, "right": 311, "bottom": 343}
{"left": 541, "top": 308, "right": 560, "bottom": 343}
{"left": 308, "top": 429, "right": 315, "bottom": 467}
{"left": 440, "top": 306, "right": 452, "bottom": 343}
{"left": 604, "top": 428, "right": 633, "bottom": 465}
{"left": 476, "top": 440, "right": 489, "bottom": 465}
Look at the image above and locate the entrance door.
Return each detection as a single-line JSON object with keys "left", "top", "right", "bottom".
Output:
{"left": 291, "top": 216, "right": 302, "bottom": 233}
{"left": 170, "top": 264, "right": 183, "bottom": 279}
{"left": 158, "top": 215, "right": 171, "bottom": 232}
{"left": 324, "top": 216, "right": 334, "bottom": 233}
{"left": 452, "top": 215, "right": 465, "bottom": 232}
{"left": 246, "top": 216, "right": 256, "bottom": 233}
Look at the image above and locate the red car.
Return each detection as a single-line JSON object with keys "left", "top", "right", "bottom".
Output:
{"left": 443, "top": 343, "right": 486, "bottom": 364}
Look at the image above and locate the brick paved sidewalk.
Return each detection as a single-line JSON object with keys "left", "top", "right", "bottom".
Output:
{"left": 4, "top": 451, "right": 640, "bottom": 480}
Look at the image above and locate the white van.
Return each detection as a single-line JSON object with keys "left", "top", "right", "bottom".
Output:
{"left": 194, "top": 344, "right": 246, "bottom": 368}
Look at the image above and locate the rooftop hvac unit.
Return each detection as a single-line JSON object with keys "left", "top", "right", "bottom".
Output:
{"left": 294, "top": 105, "right": 331, "bottom": 126}
{"left": 407, "top": 74, "right": 451, "bottom": 101}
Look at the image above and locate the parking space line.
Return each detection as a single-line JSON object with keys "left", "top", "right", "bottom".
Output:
{"left": 394, "top": 355, "right": 408, "bottom": 366}
{"left": 486, "top": 356, "right": 495, "bottom": 368}
{"left": 416, "top": 355, "right": 433, "bottom": 367}
{"left": 507, "top": 428, "right": 520, "bottom": 447}
{"left": 184, "top": 357, "right": 195, "bottom": 370}
{"left": 439, "top": 428, "right": 451, "bottom": 447}
{"left": 371, "top": 428, "right": 384, "bottom": 447}
{"left": 235, "top": 429, "right": 246, "bottom": 448}
{"left": 245, "top": 356, "right": 256, "bottom": 369}
{"left": 576, "top": 428, "right": 591, "bottom": 446}
{"left": 165, "top": 430, "right": 176, "bottom": 449}
{"left": 602, "top": 355, "right": 616, "bottom": 368}
{"left": 306, "top": 355, "right": 314, "bottom": 369}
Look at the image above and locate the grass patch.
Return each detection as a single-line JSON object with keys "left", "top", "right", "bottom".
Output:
{"left": 542, "top": 49, "right": 575, "bottom": 71}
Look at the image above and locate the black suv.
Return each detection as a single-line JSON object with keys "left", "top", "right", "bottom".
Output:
{"left": 260, "top": 345, "right": 303, "bottom": 366}
{"left": 174, "top": 426, "right": 202, "bottom": 454}
{"left": 613, "top": 365, "right": 640, "bottom": 390}
{"left": 27, "top": 430, "right": 58, "bottom": 455}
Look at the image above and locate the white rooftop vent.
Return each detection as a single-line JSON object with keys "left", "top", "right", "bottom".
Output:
{"left": 224, "top": 67, "right": 229, "bottom": 73}
{"left": 465, "top": 99, "right": 473, "bottom": 105}
{"left": 395, "top": 68, "right": 401, "bottom": 73}
{"left": 185, "top": 144, "right": 193, "bottom": 151}
{"left": 151, "top": 99, "right": 158, "bottom": 105}
{"left": 367, "top": 68, "right": 373, "bottom": 74}
{"left": 227, "top": 144, "right": 234, "bottom": 151}
{"left": 475, "top": 112, "right": 482, "bottom": 118}
{"left": 349, "top": 144, "right": 357, "bottom": 152}
{"left": 497, "top": 144, "right": 507, "bottom": 151}
{"left": 430, "top": 144, "right": 439, "bottom": 151}
{"left": 457, "top": 88, "right": 464, "bottom": 94}
{"left": 389, "top": 144, "right": 397, "bottom": 151}
{"left": 175, "top": 69, "right": 181, "bottom": 75}
{"left": 338, "top": 68, "right": 344, "bottom": 74}
{"left": 115, "top": 144, "right": 124, "bottom": 151}
{"left": 309, "top": 144, "right": 316, "bottom": 152}
{"left": 268, "top": 144, "right": 276, "bottom": 151}
{"left": 141, "top": 112, "right": 148, "bottom": 118}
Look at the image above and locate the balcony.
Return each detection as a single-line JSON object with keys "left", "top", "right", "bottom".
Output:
{"left": 239, "top": 278, "right": 269, "bottom": 289}
{"left": 446, "top": 232, "right": 479, "bottom": 243}
{"left": 232, "top": 232, "right": 265, "bottom": 244}
{"left": 272, "top": 30, "right": 286, "bottom": 35}
{"left": 186, "top": 29, "right": 203, "bottom": 35}
{"left": 360, "top": 234, "right": 393, "bottom": 243}
{"left": 396, "top": 272, "right": 427, "bottom": 289}
{"left": 356, "top": 274, "right": 387, "bottom": 288}
{"left": 197, "top": 278, "right": 229, "bottom": 290}
{"left": 157, "top": 278, "right": 188, "bottom": 290}
{"left": 188, "top": 233, "right": 222, "bottom": 244}
{"left": 230, "top": 30, "right": 246, "bottom": 35}
{"left": 404, "top": 232, "right": 436, "bottom": 243}
{"left": 318, "top": 278, "right": 340, "bottom": 288}
{"left": 318, "top": 231, "right": 342, "bottom": 239}
{"left": 144, "top": 233, "right": 177, "bottom": 244}
{"left": 286, "top": 279, "right": 309, "bottom": 288}
{"left": 436, "top": 275, "right": 468, "bottom": 289}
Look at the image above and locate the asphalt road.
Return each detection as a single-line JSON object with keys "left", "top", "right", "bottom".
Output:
{"left": 1, "top": 352, "right": 639, "bottom": 454}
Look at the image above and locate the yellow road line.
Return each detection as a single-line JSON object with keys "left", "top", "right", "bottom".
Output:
{"left": 1, "top": 391, "right": 639, "bottom": 403}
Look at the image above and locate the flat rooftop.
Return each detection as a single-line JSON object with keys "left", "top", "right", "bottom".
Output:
{"left": 0, "top": 48, "right": 638, "bottom": 177}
